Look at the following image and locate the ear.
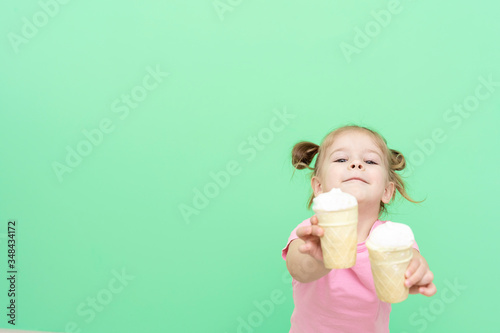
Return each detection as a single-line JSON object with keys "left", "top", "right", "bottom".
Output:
{"left": 311, "top": 176, "right": 323, "bottom": 197}
{"left": 382, "top": 181, "right": 395, "bottom": 204}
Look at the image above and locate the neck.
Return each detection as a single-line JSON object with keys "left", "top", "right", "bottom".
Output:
{"left": 357, "top": 203, "right": 380, "bottom": 243}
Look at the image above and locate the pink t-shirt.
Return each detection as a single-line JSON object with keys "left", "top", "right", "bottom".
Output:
{"left": 282, "top": 218, "right": 419, "bottom": 333}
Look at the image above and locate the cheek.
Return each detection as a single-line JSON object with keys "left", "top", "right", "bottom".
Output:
{"left": 327, "top": 162, "right": 343, "bottom": 172}
{"left": 327, "top": 173, "right": 344, "bottom": 187}
{"left": 326, "top": 164, "right": 344, "bottom": 178}
{"left": 370, "top": 168, "right": 386, "bottom": 180}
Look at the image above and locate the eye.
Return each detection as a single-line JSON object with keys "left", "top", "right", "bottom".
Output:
{"left": 365, "top": 160, "right": 377, "bottom": 165}
{"left": 334, "top": 158, "right": 347, "bottom": 163}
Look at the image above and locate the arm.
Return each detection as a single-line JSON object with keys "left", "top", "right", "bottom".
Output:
{"left": 286, "top": 239, "right": 331, "bottom": 283}
{"left": 285, "top": 216, "right": 331, "bottom": 283}
{"left": 405, "top": 248, "right": 437, "bottom": 296}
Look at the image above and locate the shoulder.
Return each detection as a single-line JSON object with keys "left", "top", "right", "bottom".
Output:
{"left": 370, "top": 219, "right": 386, "bottom": 232}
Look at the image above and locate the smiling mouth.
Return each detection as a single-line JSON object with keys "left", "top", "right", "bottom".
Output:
{"left": 344, "top": 178, "right": 368, "bottom": 184}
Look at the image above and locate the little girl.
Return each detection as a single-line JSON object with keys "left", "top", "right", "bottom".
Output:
{"left": 282, "top": 125, "right": 436, "bottom": 333}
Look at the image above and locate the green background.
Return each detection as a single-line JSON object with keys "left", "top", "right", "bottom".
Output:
{"left": 1, "top": 0, "right": 499, "bottom": 332}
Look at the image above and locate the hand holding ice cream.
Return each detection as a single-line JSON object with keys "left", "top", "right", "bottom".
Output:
{"left": 296, "top": 188, "right": 358, "bottom": 267}
{"left": 295, "top": 215, "right": 326, "bottom": 263}
{"left": 404, "top": 250, "right": 436, "bottom": 297}
{"left": 366, "top": 221, "right": 436, "bottom": 302}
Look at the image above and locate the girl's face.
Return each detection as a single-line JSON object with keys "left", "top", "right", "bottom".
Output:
{"left": 312, "top": 130, "right": 394, "bottom": 207}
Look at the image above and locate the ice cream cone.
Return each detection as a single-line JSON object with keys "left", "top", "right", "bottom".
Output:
{"left": 315, "top": 206, "right": 358, "bottom": 269}
{"left": 366, "top": 242, "right": 413, "bottom": 303}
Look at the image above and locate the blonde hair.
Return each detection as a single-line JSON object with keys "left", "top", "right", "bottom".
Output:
{"left": 291, "top": 125, "right": 421, "bottom": 215}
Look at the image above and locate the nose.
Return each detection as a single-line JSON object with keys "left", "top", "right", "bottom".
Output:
{"left": 349, "top": 161, "right": 364, "bottom": 170}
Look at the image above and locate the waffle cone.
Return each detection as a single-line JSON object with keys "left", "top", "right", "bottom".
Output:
{"left": 366, "top": 242, "right": 413, "bottom": 303}
{"left": 315, "top": 206, "right": 358, "bottom": 269}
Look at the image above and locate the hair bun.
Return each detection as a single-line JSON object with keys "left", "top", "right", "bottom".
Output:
{"left": 390, "top": 149, "right": 406, "bottom": 171}
{"left": 292, "top": 141, "right": 319, "bottom": 170}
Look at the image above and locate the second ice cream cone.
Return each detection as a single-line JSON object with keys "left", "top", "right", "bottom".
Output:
{"left": 366, "top": 241, "right": 413, "bottom": 303}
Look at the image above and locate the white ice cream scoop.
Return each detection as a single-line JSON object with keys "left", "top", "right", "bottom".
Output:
{"left": 312, "top": 188, "right": 357, "bottom": 212}
{"left": 367, "top": 221, "right": 415, "bottom": 249}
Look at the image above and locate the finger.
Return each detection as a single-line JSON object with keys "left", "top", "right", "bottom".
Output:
{"left": 405, "top": 263, "right": 427, "bottom": 288}
{"left": 296, "top": 226, "right": 312, "bottom": 238}
{"left": 419, "top": 270, "right": 434, "bottom": 287}
{"left": 405, "top": 256, "right": 420, "bottom": 279}
{"left": 419, "top": 282, "right": 437, "bottom": 297}
{"left": 310, "top": 225, "right": 324, "bottom": 237}
{"left": 409, "top": 285, "right": 420, "bottom": 294}
{"left": 298, "top": 241, "right": 316, "bottom": 256}
{"left": 298, "top": 242, "right": 309, "bottom": 254}
{"left": 310, "top": 215, "right": 318, "bottom": 225}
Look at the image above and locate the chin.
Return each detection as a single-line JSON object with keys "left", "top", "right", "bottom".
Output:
{"left": 339, "top": 186, "right": 364, "bottom": 202}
